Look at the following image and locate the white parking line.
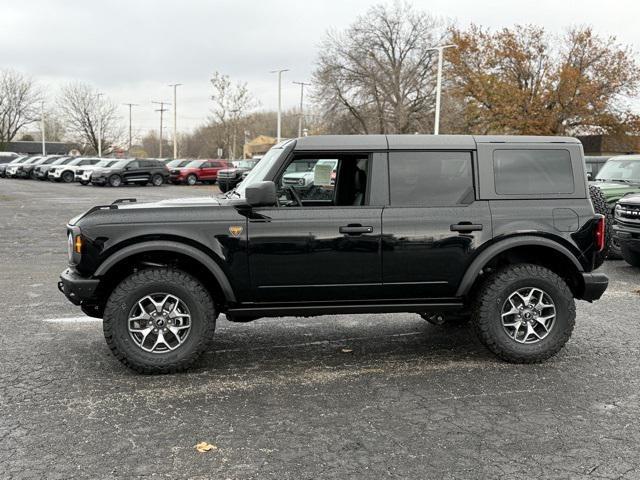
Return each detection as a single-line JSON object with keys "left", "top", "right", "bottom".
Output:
{"left": 43, "top": 316, "right": 102, "bottom": 323}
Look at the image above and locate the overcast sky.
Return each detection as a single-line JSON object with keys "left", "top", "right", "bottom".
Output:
{"left": 2, "top": 0, "right": 640, "bottom": 137}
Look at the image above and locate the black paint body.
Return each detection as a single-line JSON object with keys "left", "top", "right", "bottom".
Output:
{"left": 59, "top": 135, "right": 608, "bottom": 319}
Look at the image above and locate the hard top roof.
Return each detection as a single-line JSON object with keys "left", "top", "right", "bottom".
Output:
{"left": 293, "top": 134, "right": 580, "bottom": 151}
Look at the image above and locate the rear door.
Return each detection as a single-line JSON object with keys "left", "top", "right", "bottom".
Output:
{"left": 381, "top": 150, "right": 492, "bottom": 298}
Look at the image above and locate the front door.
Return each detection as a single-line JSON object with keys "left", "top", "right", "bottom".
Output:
{"left": 382, "top": 150, "right": 492, "bottom": 298}
{"left": 247, "top": 153, "right": 383, "bottom": 302}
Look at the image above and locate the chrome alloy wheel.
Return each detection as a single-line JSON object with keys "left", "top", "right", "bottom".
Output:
{"left": 128, "top": 293, "right": 192, "bottom": 353}
{"left": 501, "top": 287, "right": 556, "bottom": 344}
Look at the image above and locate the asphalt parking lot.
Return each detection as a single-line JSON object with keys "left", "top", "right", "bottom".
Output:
{"left": 1, "top": 178, "right": 640, "bottom": 479}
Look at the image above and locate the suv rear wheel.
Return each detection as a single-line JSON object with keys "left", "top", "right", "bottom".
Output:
{"left": 103, "top": 268, "right": 216, "bottom": 373}
{"left": 472, "top": 264, "right": 575, "bottom": 363}
{"left": 151, "top": 174, "right": 164, "bottom": 186}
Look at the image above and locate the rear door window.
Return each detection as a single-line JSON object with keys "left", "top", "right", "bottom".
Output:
{"left": 493, "top": 150, "right": 574, "bottom": 195}
{"left": 389, "top": 151, "right": 474, "bottom": 206}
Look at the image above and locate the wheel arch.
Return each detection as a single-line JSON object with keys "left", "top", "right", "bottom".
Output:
{"left": 456, "top": 236, "right": 585, "bottom": 298}
{"left": 94, "top": 240, "right": 236, "bottom": 307}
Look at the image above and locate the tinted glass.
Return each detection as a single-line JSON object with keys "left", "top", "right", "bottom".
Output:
{"left": 493, "top": 150, "right": 574, "bottom": 195}
{"left": 185, "top": 160, "right": 205, "bottom": 168}
{"left": 127, "top": 161, "right": 140, "bottom": 168}
{"left": 596, "top": 159, "right": 640, "bottom": 183}
{"left": 389, "top": 151, "right": 473, "bottom": 206}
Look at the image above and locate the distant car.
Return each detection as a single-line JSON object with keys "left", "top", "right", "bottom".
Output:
{"left": 585, "top": 156, "right": 611, "bottom": 181}
{"left": 613, "top": 193, "right": 640, "bottom": 267}
{"left": 0, "top": 156, "right": 29, "bottom": 177}
{"left": 34, "top": 156, "right": 74, "bottom": 180}
{"left": 169, "top": 159, "right": 231, "bottom": 185}
{"left": 48, "top": 157, "right": 101, "bottom": 182}
{"left": 19, "top": 155, "right": 62, "bottom": 179}
{"left": 6, "top": 156, "right": 42, "bottom": 178}
{"left": 217, "top": 159, "right": 260, "bottom": 193}
{"left": 76, "top": 159, "right": 121, "bottom": 185}
{"left": 90, "top": 158, "right": 169, "bottom": 187}
{"left": 282, "top": 159, "right": 338, "bottom": 188}
{"left": 0, "top": 152, "right": 20, "bottom": 165}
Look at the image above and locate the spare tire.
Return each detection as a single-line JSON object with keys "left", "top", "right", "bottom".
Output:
{"left": 589, "top": 184, "right": 612, "bottom": 268}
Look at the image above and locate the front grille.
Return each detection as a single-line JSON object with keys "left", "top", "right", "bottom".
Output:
{"left": 217, "top": 171, "right": 237, "bottom": 179}
{"left": 618, "top": 204, "right": 640, "bottom": 220}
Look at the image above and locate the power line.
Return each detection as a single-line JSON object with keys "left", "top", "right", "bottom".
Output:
{"left": 152, "top": 101, "right": 170, "bottom": 157}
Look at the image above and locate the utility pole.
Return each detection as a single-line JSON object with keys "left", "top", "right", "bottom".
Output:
{"left": 152, "top": 101, "right": 169, "bottom": 158}
{"left": 270, "top": 69, "right": 289, "bottom": 143}
{"left": 293, "top": 81, "right": 311, "bottom": 138}
{"left": 96, "top": 93, "right": 104, "bottom": 156}
{"left": 169, "top": 83, "right": 182, "bottom": 159}
{"left": 427, "top": 44, "right": 457, "bottom": 135}
{"left": 40, "top": 102, "right": 46, "bottom": 156}
{"left": 230, "top": 108, "right": 240, "bottom": 160}
{"left": 122, "top": 103, "right": 139, "bottom": 155}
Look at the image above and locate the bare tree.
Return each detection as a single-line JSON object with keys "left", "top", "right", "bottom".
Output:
{"left": 210, "top": 72, "right": 256, "bottom": 158}
{"left": 313, "top": 2, "right": 448, "bottom": 134}
{"left": 57, "top": 82, "right": 123, "bottom": 154}
{"left": 0, "top": 69, "right": 41, "bottom": 148}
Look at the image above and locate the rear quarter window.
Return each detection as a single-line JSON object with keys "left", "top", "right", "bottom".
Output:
{"left": 493, "top": 149, "right": 574, "bottom": 195}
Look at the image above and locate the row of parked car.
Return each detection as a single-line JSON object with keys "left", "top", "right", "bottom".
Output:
{"left": 0, "top": 152, "right": 261, "bottom": 190}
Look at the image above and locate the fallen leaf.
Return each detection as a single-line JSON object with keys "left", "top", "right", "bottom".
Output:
{"left": 194, "top": 441, "right": 218, "bottom": 453}
{"left": 341, "top": 348, "right": 353, "bottom": 353}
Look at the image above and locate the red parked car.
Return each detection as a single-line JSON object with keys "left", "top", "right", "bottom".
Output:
{"left": 169, "top": 159, "right": 231, "bottom": 185}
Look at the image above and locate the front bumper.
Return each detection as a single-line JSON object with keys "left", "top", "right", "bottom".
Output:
{"left": 58, "top": 268, "right": 100, "bottom": 305}
{"left": 613, "top": 224, "right": 640, "bottom": 251}
{"left": 91, "top": 175, "right": 108, "bottom": 185}
{"left": 580, "top": 272, "right": 609, "bottom": 302}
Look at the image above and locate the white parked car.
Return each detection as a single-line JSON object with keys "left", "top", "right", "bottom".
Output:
{"left": 282, "top": 159, "right": 338, "bottom": 187}
{"left": 75, "top": 159, "right": 121, "bottom": 185}
{"left": 48, "top": 157, "right": 101, "bottom": 183}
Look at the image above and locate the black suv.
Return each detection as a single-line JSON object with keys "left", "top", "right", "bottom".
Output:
{"left": 90, "top": 158, "right": 169, "bottom": 187}
{"left": 217, "top": 159, "right": 260, "bottom": 193}
{"left": 613, "top": 194, "right": 640, "bottom": 267}
{"left": 59, "top": 135, "right": 608, "bottom": 373}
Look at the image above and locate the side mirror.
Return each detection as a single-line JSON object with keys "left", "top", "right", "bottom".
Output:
{"left": 587, "top": 172, "right": 592, "bottom": 181}
{"left": 245, "top": 181, "right": 277, "bottom": 207}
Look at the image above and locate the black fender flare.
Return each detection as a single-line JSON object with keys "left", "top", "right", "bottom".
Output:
{"left": 94, "top": 240, "right": 236, "bottom": 302}
{"left": 455, "top": 235, "right": 584, "bottom": 297}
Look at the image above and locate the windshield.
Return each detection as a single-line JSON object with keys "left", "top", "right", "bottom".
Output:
{"left": 235, "top": 160, "right": 257, "bottom": 169}
{"left": 596, "top": 159, "right": 640, "bottom": 183}
{"left": 166, "top": 159, "right": 190, "bottom": 168}
{"left": 185, "top": 160, "right": 205, "bottom": 168}
{"left": 25, "top": 157, "right": 42, "bottom": 164}
{"left": 94, "top": 159, "right": 117, "bottom": 167}
{"left": 235, "top": 147, "right": 285, "bottom": 196}
{"left": 11, "top": 157, "right": 29, "bottom": 164}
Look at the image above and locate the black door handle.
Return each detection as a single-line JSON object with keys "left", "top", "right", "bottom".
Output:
{"left": 450, "top": 223, "right": 483, "bottom": 232}
{"left": 339, "top": 225, "right": 373, "bottom": 235}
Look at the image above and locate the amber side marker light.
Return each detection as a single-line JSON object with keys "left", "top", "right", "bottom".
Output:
{"left": 74, "top": 235, "right": 83, "bottom": 254}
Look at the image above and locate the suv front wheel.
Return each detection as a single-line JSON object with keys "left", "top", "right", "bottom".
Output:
{"left": 103, "top": 268, "right": 216, "bottom": 373}
{"left": 472, "top": 264, "right": 575, "bottom": 363}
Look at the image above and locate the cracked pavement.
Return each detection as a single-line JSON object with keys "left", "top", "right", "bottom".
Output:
{"left": 1, "top": 179, "right": 640, "bottom": 479}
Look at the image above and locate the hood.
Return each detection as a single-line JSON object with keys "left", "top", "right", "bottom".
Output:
{"left": 590, "top": 181, "right": 640, "bottom": 203}
{"left": 117, "top": 196, "right": 223, "bottom": 209}
{"left": 618, "top": 193, "right": 640, "bottom": 205}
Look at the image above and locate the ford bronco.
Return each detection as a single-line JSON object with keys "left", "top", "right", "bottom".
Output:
{"left": 59, "top": 135, "right": 608, "bottom": 373}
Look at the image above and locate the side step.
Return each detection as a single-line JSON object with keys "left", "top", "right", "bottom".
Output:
{"left": 226, "top": 300, "right": 464, "bottom": 319}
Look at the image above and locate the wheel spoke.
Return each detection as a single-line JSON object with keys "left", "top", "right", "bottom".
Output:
{"left": 128, "top": 292, "right": 192, "bottom": 354}
{"left": 502, "top": 287, "right": 556, "bottom": 345}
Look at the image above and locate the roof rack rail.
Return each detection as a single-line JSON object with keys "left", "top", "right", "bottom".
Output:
{"left": 112, "top": 198, "right": 137, "bottom": 205}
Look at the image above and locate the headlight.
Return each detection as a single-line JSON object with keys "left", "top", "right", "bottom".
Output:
{"left": 298, "top": 178, "right": 305, "bottom": 186}
{"left": 614, "top": 204, "right": 622, "bottom": 217}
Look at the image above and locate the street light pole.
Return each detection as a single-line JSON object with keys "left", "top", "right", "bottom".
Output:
{"left": 293, "top": 81, "right": 311, "bottom": 138}
{"left": 96, "top": 93, "right": 104, "bottom": 156}
{"left": 123, "top": 103, "right": 139, "bottom": 155}
{"left": 427, "top": 44, "right": 457, "bottom": 135}
{"left": 169, "top": 83, "right": 183, "bottom": 159}
{"left": 152, "top": 101, "right": 169, "bottom": 158}
{"left": 270, "top": 69, "right": 289, "bottom": 143}
{"left": 41, "top": 102, "right": 46, "bottom": 156}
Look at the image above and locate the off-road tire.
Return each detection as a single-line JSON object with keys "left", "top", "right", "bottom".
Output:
{"left": 103, "top": 268, "right": 216, "bottom": 374}
{"left": 186, "top": 174, "right": 197, "bottom": 186}
{"left": 589, "top": 184, "right": 612, "bottom": 266}
{"left": 621, "top": 245, "right": 640, "bottom": 267}
{"left": 472, "top": 264, "right": 575, "bottom": 363}
{"left": 108, "top": 174, "right": 122, "bottom": 187}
